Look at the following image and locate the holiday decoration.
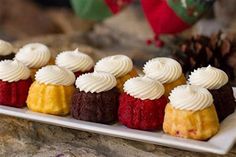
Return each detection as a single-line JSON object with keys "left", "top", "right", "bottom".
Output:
{"left": 141, "top": 0, "right": 215, "bottom": 46}
{"left": 71, "top": 0, "right": 133, "bottom": 21}
{"left": 173, "top": 32, "right": 236, "bottom": 82}
{"left": 71, "top": 0, "right": 215, "bottom": 47}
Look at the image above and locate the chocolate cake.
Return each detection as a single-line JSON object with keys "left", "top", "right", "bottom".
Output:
{"left": 0, "top": 39, "right": 15, "bottom": 61}
{"left": 210, "top": 83, "right": 236, "bottom": 122}
{"left": 71, "top": 88, "right": 119, "bottom": 124}
{"left": 188, "top": 65, "right": 235, "bottom": 122}
{"left": 0, "top": 53, "right": 15, "bottom": 61}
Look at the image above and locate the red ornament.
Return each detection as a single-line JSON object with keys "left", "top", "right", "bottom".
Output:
{"left": 141, "top": 0, "right": 215, "bottom": 47}
{"left": 146, "top": 39, "right": 153, "bottom": 46}
{"left": 142, "top": 0, "right": 190, "bottom": 36}
{"left": 105, "top": 0, "right": 133, "bottom": 14}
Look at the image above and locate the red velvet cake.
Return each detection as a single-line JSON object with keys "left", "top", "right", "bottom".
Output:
{"left": 0, "top": 60, "right": 31, "bottom": 107}
{"left": 0, "top": 79, "right": 32, "bottom": 107}
{"left": 118, "top": 76, "right": 167, "bottom": 130}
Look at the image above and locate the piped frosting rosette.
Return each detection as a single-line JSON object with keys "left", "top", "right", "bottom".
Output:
{"left": 169, "top": 85, "right": 213, "bottom": 111}
{"left": 94, "top": 55, "right": 133, "bottom": 78}
{"left": 0, "top": 40, "right": 14, "bottom": 56}
{"left": 75, "top": 72, "right": 117, "bottom": 93}
{"left": 15, "top": 43, "right": 51, "bottom": 68}
{"left": 35, "top": 65, "right": 75, "bottom": 86}
{"left": 188, "top": 65, "right": 228, "bottom": 90}
{"left": 124, "top": 76, "right": 165, "bottom": 100}
{"left": 0, "top": 60, "right": 30, "bottom": 82}
{"left": 143, "top": 57, "right": 182, "bottom": 84}
{"left": 56, "top": 48, "right": 94, "bottom": 72}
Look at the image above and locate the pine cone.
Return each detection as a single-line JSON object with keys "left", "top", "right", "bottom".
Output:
{"left": 173, "top": 32, "right": 236, "bottom": 82}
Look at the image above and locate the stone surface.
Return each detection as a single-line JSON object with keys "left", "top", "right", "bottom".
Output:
{"left": 0, "top": 115, "right": 236, "bottom": 157}
{"left": 0, "top": 32, "right": 235, "bottom": 157}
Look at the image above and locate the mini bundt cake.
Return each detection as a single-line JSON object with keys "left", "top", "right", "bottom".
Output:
{"left": 189, "top": 65, "right": 236, "bottom": 121}
{"left": 163, "top": 85, "right": 219, "bottom": 140}
{"left": 15, "top": 43, "right": 52, "bottom": 79}
{"left": 94, "top": 55, "right": 138, "bottom": 92}
{"left": 71, "top": 72, "right": 119, "bottom": 124}
{"left": 0, "top": 39, "right": 15, "bottom": 61}
{"left": 119, "top": 76, "right": 167, "bottom": 130}
{"left": 0, "top": 60, "right": 32, "bottom": 107}
{"left": 56, "top": 48, "right": 94, "bottom": 77}
{"left": 27, "top": 65, "right": 75, "bottom": 116}
{"left": 143, "top": 57, "right": 186, "bottom": 97}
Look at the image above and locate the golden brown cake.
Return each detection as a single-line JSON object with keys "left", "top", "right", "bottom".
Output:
{"left": 163, "top": 85, "right": 219, "bottom": 140}
{"left": 27, "top": 65, "right": 75, "bottom": 116}
{"left": 143, "top": 57, "right": 186, "bottom": 97}
{"left": 164, "top": 104, "right": 219, "bottom": 140}
{"left": 29, "top": 58, "right": 55, "bottom": 80}
{"left": 116, "top": 68, "right": 138, "bottom": 92}
{"left": 15, "top": 43, "right": 52, "bottom": 80}
{"left": 163, "top": 74, "right": 186, "bottom": 97}
{"left": 94, "top": 55, "right": 138, "bottom": 92}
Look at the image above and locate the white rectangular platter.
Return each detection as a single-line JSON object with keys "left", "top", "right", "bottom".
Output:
{"left": 0, "top": 88, "right": 235, "bottom": 155}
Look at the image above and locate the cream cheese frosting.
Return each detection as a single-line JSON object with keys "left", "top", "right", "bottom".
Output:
{"left": 188, "top": 65, "right": 228, "bottom": 90}
{"left": 94, "top": 55, "right": 133, "bottom": 78}
{"left": 55, "top": 49, "right": 94, "bottom": 72}
{"left": 0, "top": 60, "right": 30, "bottom": 82}
{"left": 35, "top": 65, "right": 75, "bottom": 86}
{"left": 15, "top": 43, "right": 51, "bottom": 68}
{"left": 169, "top": 85, "right": 213, "bottom": 111}
{"left": 124, "top": 76, "right": 165, "bottom": 100}
{"left": 0, "top": 40, "right": 13, "bottom": 56}
{"left": 75, "top": 72, "right": 117, "bottom": 93}
{"left": 143, "top": 57, "right": 182, "bottom": 84}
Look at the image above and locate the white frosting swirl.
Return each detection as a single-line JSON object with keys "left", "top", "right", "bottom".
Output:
{"left": 94, "top": 55, "right": 133, "bottom": 77}
{"left": 0, "top": 40, "right": 13, "bottom": 56}
{"left": 188, "top": 65, "right": 228, "bottom": 89}
{"left": 35, "top": 65, "right": 75, "bottom": 86}
{"left": 169, "top": 85, "right": 213, "bottom": 111}
{"left": 56, "top": 49, "right": 94, "bottom": 72}
{"left": 0, "top": 60, "right": 30, "bottom": 82}
{"left": 143, "top": 57, "right": 182, "bottom": 83}
{"left": 124, "top": 76, "right": 165, "bottom": 100}
{"left": 15, "top": 43, "right": 51, "bottom": 68}
{"left": 76, "top": 72, "right": 117, "bottom": 93}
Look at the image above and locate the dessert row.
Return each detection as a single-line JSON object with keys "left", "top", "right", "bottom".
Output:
{"left": 0, "top": 39, "right": 235, "bottom": 141}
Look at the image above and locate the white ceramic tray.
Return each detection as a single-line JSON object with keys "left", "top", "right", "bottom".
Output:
{"left": 0, "top": 88, "right": 235, "bottom": 155}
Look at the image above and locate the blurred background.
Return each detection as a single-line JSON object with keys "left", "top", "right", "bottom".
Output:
{"left": 1, "top": 0, "right": 236, "bottom": 41}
